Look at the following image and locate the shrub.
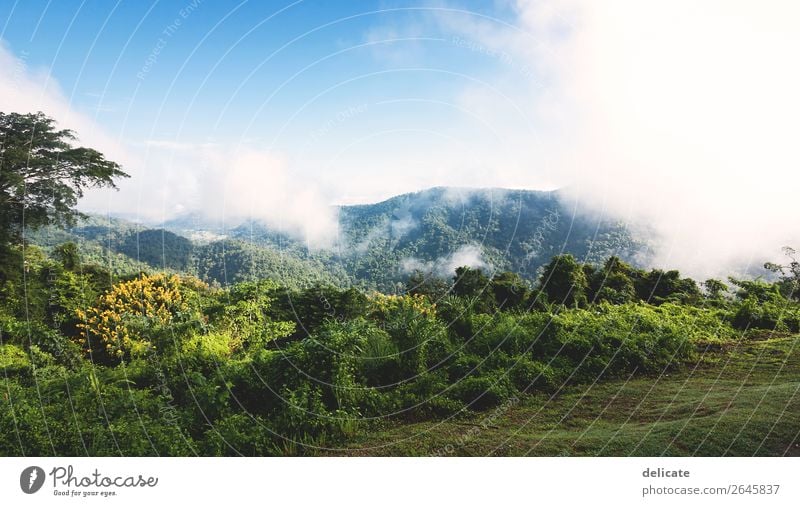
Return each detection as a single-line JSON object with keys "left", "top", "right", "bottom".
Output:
{"left": 532, "top": 303, "right": 697, "bottom": 381}
{"left": 508, "top": 358, "right": 559, "bottom": 392}
{"left": 75, "top": 273, "right": 206, "bottom": 362}
{"left": 0, "top": 344, "right": 31, "bottom": 376}
{"left": 731, "top": 297, "right": 800, "bottom": 333}
{"left": 467, "top": 312, "right": 549, "bottom": 356}
{"left": 202, "top": 413, "right": 282, "bottom": 456}
{"left": 451, "top": 374, "right": 514, "bottom": 411}
{"left": 370, "top": 293, "right": 447, "bottom": 375}
{"left": 389, "top": 370, "right": 464, "bottom": 418}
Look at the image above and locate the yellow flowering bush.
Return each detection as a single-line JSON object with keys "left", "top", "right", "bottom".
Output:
{"left": 76, "top": 273, "right": 202, "bottom": 360}
{"left": 369, "top": 293, "right": 436, "bottom": 319}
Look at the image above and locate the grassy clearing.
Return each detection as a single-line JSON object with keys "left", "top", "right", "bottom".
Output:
{"left": 330, "top": 334, "right": 800, "bottom": 456}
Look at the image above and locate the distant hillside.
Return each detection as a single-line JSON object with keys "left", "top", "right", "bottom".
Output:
{"left": 170, "top": 187, "right": 648, "bottom": 289}
{"left": 331, "top": 187, "right": 648, "bottom": 288}
{"left": 30, "top": 187, "right": 648, "bottom": 289}
{"left": 27, "top": 216, "right": 350, "bottom": 289}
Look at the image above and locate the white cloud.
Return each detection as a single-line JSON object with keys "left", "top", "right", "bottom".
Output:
{"left": 445, "top": 0, "right": 800, "bottom": 278}
{"left": 128, "top": 142, "right": 340, "bottom": 248}
{"left": 401, "top": 243, "right": 490, "bottom": 277}
{"left": 200, "top": 146, "right": 340, "bottom": 248}
{"left": 0, "top": 41, "right": 134, "bottom": 170}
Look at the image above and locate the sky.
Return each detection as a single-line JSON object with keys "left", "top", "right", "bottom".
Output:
{"left": 1, "top": 0, "right": 799, "bottom": 277}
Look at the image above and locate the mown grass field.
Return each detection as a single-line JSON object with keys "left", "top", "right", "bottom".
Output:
{"left": 331, "top": 334, "right": 800, "bottom": 456}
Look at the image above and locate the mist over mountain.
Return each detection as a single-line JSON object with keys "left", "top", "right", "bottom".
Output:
{"left": 331, "top": 187, "right": 648, "bottom": 289}
{"left": 32, "top": 187, "right": 648, "bottom": 290}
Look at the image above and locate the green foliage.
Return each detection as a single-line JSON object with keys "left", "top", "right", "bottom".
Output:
{"left": 1, "top": 232, "right": 798, "bottom": 455}
{"left": 405, "top": 269, "right": 450, "bottom": 300}
{"left": 539, "top": 254, "right": 589, "bottom": 307}
{"left": 731, "top": 297, "right": 800, "bottom": 333}
{"left": 491, "top": 271, "right": 529, "bottom": 309}
{"left": 270, "top": 284, "right": 367, "bottom": 339}
{"left": 117, "top": 229, "right": 194, "bottom": 271}
{"left": 214, "top": 280, "right": 295, "bottom": 351}
{"left": 0, "top": 344, "right": 31, "bottom": 375}
{"left": 452, "top": 266, "right": 495, "bottom": 313}
{"left": 0, "top": 111, "right": 128, "bottom": 263}
{"left": 635, "top": 268, "right": 700, "bottom": 304}
{"left": 195, "top": 240, "right": 350, "bottom": 288}
{"left": 75, "top": 273, "right": 205, "bottom": 362}
{"left": 544, "top": 303, "right": 697, "bottom": 377}
{"left": 451, "top": 373, "right": 514, "bottom": 411}
{"left": 369, "top": 293, "right": 448, "bottom": 376}
{"left": 764, "top": 247, "right": 800, "bottom": 301}
{"left": 703, "top": 278, "right": 729, "bottom": 299}
{"left": 508, "top": 358, "right": 558, "bottom": 392}
{"left": 587, "top": 257, "right": 637, "bottom": 304}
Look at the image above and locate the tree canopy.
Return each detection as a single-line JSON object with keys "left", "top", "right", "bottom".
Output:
{"left": 0, "top": 111, "right": 128, "bottom": 262}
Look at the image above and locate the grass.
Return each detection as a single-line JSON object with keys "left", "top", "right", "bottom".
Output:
{"left": 328, "top": 334, "right": 800, "bottom": 456}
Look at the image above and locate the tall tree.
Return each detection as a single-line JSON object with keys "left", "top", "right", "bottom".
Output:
{"left": 405, "top": 269, "right": 449, "bottom": 300}
{"left": 765, "top": 246, "right": 800, "bottom": 300}
{"left": 0, "top": 111, "right": 128, "bottom": 262}
{"left": 452, "top": 266, "right": 495, "bottom": 313}
{"left": 538, "top": 254, "right": 588, "bottom": 307}
{"left": 491, "top": 271, "right": 529, "bottom": 309}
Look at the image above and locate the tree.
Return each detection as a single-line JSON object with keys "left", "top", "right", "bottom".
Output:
{"left": 702, "top": 279, "right": 728, "bottom": 299}
{"left": 588, "top": 256, "right": 636, "bottom": 304}
{"left": 452, "top": 266, "right": 489, "bottom": 298}
{"left": 538, "top": 254, "right": 588, "bottom": 307}
{"left": 53, "top": 242, "right": 80, "bottom": 271}
{"left": 0, "top": 111, "right": 128, "bottom": 261}
{"left": 272, "top": 284, "right": 368, "bottom": 339}
{"left": 635, "top": 268, "right": 699, "bottom": 304}
{"left": 75, "top": 273, "right": 201, "bottom": 362}
{"left": 764, "top": 246, "right": 800, "bottom": 301}
{"left": 405, "top": 269, "right": 449, "bottom": 300}
{"left": 452, "top": 266, "right": 495, "bottom": 313}
{"left": 491, "top": 271, "right": 529, "bottom": 309}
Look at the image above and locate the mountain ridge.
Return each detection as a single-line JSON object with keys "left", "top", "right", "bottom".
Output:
{"left": 41, "top": 186, "right": 649, "bottom": 289}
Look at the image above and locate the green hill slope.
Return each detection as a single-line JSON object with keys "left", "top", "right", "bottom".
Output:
{"left": 30, "top": 187, "right": 647, "bottom": 288}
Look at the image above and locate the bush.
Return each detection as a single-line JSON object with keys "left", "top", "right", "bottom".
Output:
{"left": 508, "top": 358, "right": 559, "bottom": 392}
{"left": 731, "top": 297, "right": 800, "bottom": 333}
{"left": 370, "top": 293, "right": 448, "bottom": 376}
{"left": 76, "top": 273, "right": 206, "bottom": 362}
{"left": 451, "top": 374, "right": 514, "bottom": 411}
{"left": 467, "top": 312, "right": 549, "bottom": 356}
{"left": 202, "top": 413, "right": 283, "bottom": 456}
{"left": 0, "top": 344, "right": 31, "bottom": 376}
{"left": 531, "top": 303, "right": 697, "bottom": 381}
{"left": 389, "top": 370, "right": 465, "bottom": 418}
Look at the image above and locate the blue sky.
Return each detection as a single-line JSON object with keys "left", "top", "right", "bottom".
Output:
{"left": 0, "top": 1, "right": 521, "bottom": 149}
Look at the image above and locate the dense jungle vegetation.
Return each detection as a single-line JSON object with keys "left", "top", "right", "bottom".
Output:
{"left": 2, "top": 111, "right": 799, "bottom": 456}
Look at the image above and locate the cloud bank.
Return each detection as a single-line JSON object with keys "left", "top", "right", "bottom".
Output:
{"left": 401, "top": 243, "right": 490, "bottom": 277}
{"left": 452, "top": 0, "right": 800, "bottom": 278}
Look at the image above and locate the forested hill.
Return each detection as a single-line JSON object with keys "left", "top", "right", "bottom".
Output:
{"left": 332, "top": 187, "right": 647, "bottom": 287}
{"left": 30, "top": 187, "right": 648, "bottom": 289}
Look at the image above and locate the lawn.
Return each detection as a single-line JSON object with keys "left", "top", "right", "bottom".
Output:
{"left": 330, "top": 334, "right": 800, "bottom": 456}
